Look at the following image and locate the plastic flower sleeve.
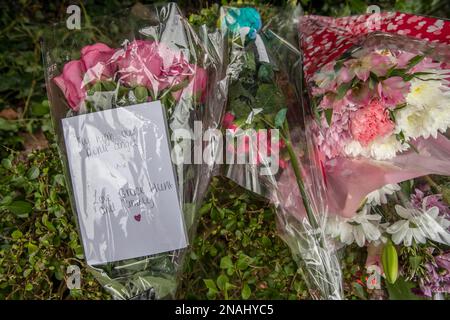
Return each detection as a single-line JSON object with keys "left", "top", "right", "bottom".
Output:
{"left": 216, "top": 6, "right": 343, "bottom": 299}
{"left": 300, "top": 12, "right": 450, "bottom": 298}
{"left": 43, "top": 3, "right": 216, "bottom": 299}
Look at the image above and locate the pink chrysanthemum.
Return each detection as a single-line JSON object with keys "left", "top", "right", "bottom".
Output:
{"left": 350, "top": 99, "right": 395, "bottom": 146}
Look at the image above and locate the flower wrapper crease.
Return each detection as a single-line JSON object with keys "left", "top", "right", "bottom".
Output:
{"left": 214, "top": 6, "right": 343, "bottom": 299}
{"left": 43, "top": 3, "right": 218, "bottom": 299}
{"left": 299, "top": 12, "right": 450, "bottom": 298}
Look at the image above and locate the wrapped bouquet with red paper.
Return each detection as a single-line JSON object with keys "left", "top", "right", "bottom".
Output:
{"left": 43, "top": 3, "right": 215, "bottom": 299}
{"left": 299, "top": 12, "right": 450, "bottom": 299}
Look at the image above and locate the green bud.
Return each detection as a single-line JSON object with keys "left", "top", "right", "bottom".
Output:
{"left": 382, "top": 239, "right": 399, "bottom": 284}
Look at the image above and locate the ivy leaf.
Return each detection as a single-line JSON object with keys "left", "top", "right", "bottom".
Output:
{"left": 274, "top": 108, "right": 287, "bottom": 128}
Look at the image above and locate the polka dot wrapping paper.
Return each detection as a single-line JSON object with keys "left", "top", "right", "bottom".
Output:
{"left": 299, "top": 12, "right": 450, "bottom": 80}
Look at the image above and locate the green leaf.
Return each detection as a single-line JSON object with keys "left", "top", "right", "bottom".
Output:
{"left": 27, "top": 242, "right": 38, "bottom": 255}
{"left": 1, "top": 158, "right": 12, "bottom": 169}
{"left": 324, "top": 108, "right": 333, "bottom": 126}
{"left": 0, "top": 118, "right": 18, "bottom": 131}
{"left": 255, "top": 84, "right": 285, "bottom": 115}
{"left": 25, "top": 283, "right": 33, "bottom": 291}
{"left": 336, "top": 81, "right": 352, "bottom": 100}
{"left": 6, "top": 200, "right": 33, "bottom": 217}
{"left": 27, "top": 166, "right": 40, "bottom": 180}
{"left": 241, "top": 283, "right": 251, "bottom": 300}
{"left": 134, "top": 86, "right": 148, "bottom": 103}
{"left": 274, "top": 108, "right": 287, "bottom": 128}
{"left": 352, "top": 282, "right": 367, "bottom": 300}
{"left": 236, "top": 253, "right": 252, "bottom": 270}
{"left": 385, "top": 277, "right": 421, "bottom": 300}
{"left": 203, "top": 279, "right": 218, "bottom": 292}
{"left": 11, "top": 229, "right": 23, "bottom": 240}
{"left": 407, "top": 55, "right": 425, "bottom": 69}
{"left": 216, "top": 274, "right": 229, "bottom": 291}
{"left": 220, "top": 256, "right": 234, "bottom": 269}
{"left": 258, "top": 63, "right": 275, "bottom": 83}
{"left": 230, "top": 99, "right": 251, "bottom": 119}
{"left": 31, "top": 100, "right": 50, "bottom": 116}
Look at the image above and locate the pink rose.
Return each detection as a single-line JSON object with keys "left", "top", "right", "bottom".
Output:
{"left": 168, "top": 64, "right": 207, "bottom": 103}
{"left": 117, "top": 40, "right": 163, "bottom": 90}
{"left": 350, "top": 99, "right": 394, "bottom": 146}
{"left": 53, "top": 60, "right": 87, "bottom": 111}
{"left": 81, "top": 43, "right": 117, "bottom": 83}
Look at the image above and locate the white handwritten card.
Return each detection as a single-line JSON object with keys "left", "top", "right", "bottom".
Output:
{"left": 62, "top": 101, "right": 187, "bottom": 265}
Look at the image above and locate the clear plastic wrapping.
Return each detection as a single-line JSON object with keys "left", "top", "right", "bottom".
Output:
{"left": 43, "top": 3, "right": 216, "bottom": 299}
{"left": 299, "top": 12, "right": 450, "bottom": 298}
{"left": 215, "top": 6, "right": 343, "bottom": 299}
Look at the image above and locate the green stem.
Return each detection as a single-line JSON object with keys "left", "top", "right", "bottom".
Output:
{"left": 282, "top": 121, "right": 319, "bottom": 230}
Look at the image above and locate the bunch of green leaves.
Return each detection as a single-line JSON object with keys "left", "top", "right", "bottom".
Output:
{"left": 179, "top": 176, "right": 309, "bottom": 300}
{"left": 227, "top": 49, "right": 287, "bottom": 131}
{"left": 0, "top": 146, "right": 109, "bottom": 300}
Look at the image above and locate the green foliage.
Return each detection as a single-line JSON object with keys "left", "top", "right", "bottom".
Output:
{"left": 179, "top": 176, "right": 309, "bottom": 300}
{"left": 0, "top": 147, "right": 109, "bottom": 300}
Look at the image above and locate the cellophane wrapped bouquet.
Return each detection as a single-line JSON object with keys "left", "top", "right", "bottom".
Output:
{"left": 216, "top": 6, "right": 343, "bottom": 299}
{"left": 299, "top": 12, "right": 450, "bottom": 299}
{"left": 43, "top": 3, "right": 215, "bottom": 299}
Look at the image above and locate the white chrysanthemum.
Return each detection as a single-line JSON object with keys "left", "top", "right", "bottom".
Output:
{"left": 367, "top": 135, "right": 409, "bottom": 160}
{"left": 366, "top": 183, "right": 401, "bottom": 206}
{"left": 397, "top": 76, "right": 450, "bottom": 140}
{"left": 386, "top": 204, "right": 450, "bottom": 246}
{"left": 344, "top": 135, "right": 408, "bottom": 160}
{"left": 326, "top": 207, "right": 383, "bottom": 247}
{"left": 344, "top": 140, "right": 366, "bottom": 157}
{"left": 406, "top": 77, "right": 444, "bottom": 108}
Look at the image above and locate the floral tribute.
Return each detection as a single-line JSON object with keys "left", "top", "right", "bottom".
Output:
{"left": 300, "top": 12, "right": 450, "bottom": 299}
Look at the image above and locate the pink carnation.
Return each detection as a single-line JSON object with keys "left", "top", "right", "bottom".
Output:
{"left": 350, "top": 99, "right": 394, "bottom": 146}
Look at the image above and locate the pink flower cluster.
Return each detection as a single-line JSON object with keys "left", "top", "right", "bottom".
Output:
{"left": 53, "top": 40, "right": 207, "bottom": 111}
{"left": 311, "top": 49, "right": 436, "bottom": 159}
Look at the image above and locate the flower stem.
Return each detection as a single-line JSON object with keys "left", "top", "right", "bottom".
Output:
{"left": 282, "top": 122, "right": 319, "bottom": 230}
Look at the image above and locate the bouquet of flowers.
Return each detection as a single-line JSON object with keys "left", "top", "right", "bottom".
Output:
{"left": 299, "top": 12, "right": 450, "bottom": 299}
{"left": 44, "top": 3, "right": 214, "bottom": 299}
{"left": 216, "top": 6, "right": 343, "bottom": 299}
